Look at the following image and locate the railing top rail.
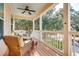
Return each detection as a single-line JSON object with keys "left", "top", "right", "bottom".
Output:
{"left": 70, "top": 32, "right": 79, "bottom": 35}
{"left": 34, "top": 30, "right": 79, "bottom": 35}
{"left": 34, "top": 30, "right": 63, "bottom": 34}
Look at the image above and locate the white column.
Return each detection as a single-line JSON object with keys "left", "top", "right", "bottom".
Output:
{"left": 63, "top": 3, "right": 71, "bottom": 56}
{"left": 13, "top": 18, "right": 15, "bottom": 31}
{"left": 33, "top": 20, "right": 35, "bottom": 31}
{"left": 39, "top": 15, "right": 42, "bottom": 40}
{"left": 4, "top": 4, "right": 12, "bottom": 35}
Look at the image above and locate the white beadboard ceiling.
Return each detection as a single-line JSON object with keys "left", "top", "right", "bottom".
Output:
{"left": 12, "top": 3, "right": 47, "bottom": 17}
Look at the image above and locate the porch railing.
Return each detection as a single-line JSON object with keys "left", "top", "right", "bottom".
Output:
{"left": 33, "top": 30, "right": 79, "bottom": 56}
{"left": 70, "top": 32, "right": 79, "bottom": 56}
{"left": 42, "top": 31, "right": 64, "bottom": 52}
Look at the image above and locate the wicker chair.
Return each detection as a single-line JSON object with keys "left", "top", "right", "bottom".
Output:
{"left": 3, "top": 36, "right": 21, "bottom": 56}
{"left": 3, "top": 36, "right": 36, "bottom": 56}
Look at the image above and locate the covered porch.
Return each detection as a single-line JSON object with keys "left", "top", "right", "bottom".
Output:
{"left": 0, "top": 3, "right": 79, "bottom": 56}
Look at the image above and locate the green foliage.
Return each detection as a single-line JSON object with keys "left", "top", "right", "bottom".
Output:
{"left": 15, "top": 5, "right": 79, "bottom": 32}
{"left": 43, "top": 37, "right": 63, "bottom": 50}
{"left": 71, "top": 7, "right": 79, "bottom": 31}
{"left": 15, "top": 19, "right": 33, "bottom": 30}
{"left": 34, "top": 8, "right": 64, "bottom": 31}
{"left": 42, "top": 8, "right": 63, "bottom": 31}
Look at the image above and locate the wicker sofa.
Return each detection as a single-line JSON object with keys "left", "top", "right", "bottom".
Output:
{"left": 0, "top": 35, "right": 33, "bottom": 56}
{"left": 0, "top": 39, "right": 9, "bottom": 56}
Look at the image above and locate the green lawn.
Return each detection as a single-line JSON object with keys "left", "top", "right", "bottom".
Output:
{"left": 43, "top": 37, "right": 63, "bottom": 50}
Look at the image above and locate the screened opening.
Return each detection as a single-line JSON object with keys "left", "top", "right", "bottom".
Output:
{"left": 42, "top": 4, "right": 64, "bottom": 31}
{"left": 42, "top": 4, "right": 64, "bottom": 51}
{"left": 70, "top": 3, "right": 79, "bottom": 56}
{"left": 70, "top": 3, "right": 79, "bottom": 32}
{"left": 14, "top": 19, "right": 33, "bottom": 37}
{"left": 35, "top": 18, "right": 40, "bottom": 30}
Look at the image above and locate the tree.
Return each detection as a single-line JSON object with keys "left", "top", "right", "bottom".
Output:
{"left": 42, "top": 8, "right": 63, "bottom": 31}
{"left": 15, "top": 19, "right": 33, "bottom": 31}
{"left": 71, "top": 7, "right": 79, "bottom": 31}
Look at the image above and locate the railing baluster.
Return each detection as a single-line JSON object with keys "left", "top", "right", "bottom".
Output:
{"left": 72, "top": 35, "right": 76, "bottom": 56}
{"left": 52, "top": 34, "right": 54, "bottom": 47}
{"left": 56, "top": 34, "right": 57, "bottom": 48}
{"left": 35, "top": 30, "right": 79, "bottom": 56}
{"left": 56, "top": 33, "right": 58, "bottom": 48}
{"left": 55, "top": 34, "right": 56, "bottom": 48}
{"left": 58, "top": 33, "right": 60, "bottom": 49}
{"left": 59, "top": 34, "right": 61, "bottom": 50}
{"left": 41, "top": 31, "right": 64, "bottom": 52}
{"left": 58, "top": 34, "right": 59, "bottom": 49}
{"left": 54, "top": 34, "right": 55, "bottom": 48}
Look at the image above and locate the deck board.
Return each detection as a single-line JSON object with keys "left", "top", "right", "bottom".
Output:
{"left": 32, "top": 40, "right": 62, "bottom": 56}
{"left": 23, "top": 39, "right": 63, "bottom": 56}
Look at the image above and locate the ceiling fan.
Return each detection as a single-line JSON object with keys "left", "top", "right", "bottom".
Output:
{"left": 17, "top": 6, "right": 36, "bottom": 15}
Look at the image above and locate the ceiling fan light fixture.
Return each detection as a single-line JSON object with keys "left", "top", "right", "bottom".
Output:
{"left": 17, "top": 6, "right": 36, "bottom": 15}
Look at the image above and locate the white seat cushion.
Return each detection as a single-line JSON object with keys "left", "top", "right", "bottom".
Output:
{"left": 0, "top": 39, "right": 9, "bottom": 56}
{"left": 18, "top": 37, "right": 24, "bottom": 47}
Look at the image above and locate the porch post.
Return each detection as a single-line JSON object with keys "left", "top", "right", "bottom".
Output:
{"left": 63, "top": 3, "right": 71, "bottom": 56}
{"left": 13, "top": 17, "right": 15, "bottom": 31}
{"left": 33, "top": 20, "right": 35, "bottom": 31}
{"left": 4, "top": 3, "right": 12, "bottom": 35}
{"left": 39, "top": 15, "right": 42, "bottom": 40}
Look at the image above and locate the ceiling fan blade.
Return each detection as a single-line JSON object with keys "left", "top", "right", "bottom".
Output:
{"left": 22, "top": 11, "right": 26, "bottom": 14}
{"left": 17, "top": 8, "right": 25, "bottom": 10}
{"left": 28, "top": 12, "right": 31, "bottom": 15}
{"left": 28, "top": 10, "right": 36, "bottom": 12}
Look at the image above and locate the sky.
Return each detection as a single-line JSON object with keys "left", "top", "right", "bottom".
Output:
{"left": 71, "top": 3, "right": 79, "bottom": 11}
{"left": 55, "top": 3, "right": 63, "bottom": 11}
{"left": 55, "top": 3, "right": 79, "bottom": 11}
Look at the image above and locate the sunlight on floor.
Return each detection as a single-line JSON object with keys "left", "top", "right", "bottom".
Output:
{"left": 33, "top": 51, "right": 40, "bottom": 56}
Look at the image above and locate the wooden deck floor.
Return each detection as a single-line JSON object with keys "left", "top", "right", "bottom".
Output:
{"left": 31, "top": 40, "right": 63, "bottom": 56}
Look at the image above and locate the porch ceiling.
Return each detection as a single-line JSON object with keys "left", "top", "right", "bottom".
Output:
{"left": 11, "top": 3, "right": 57, "bottom": 20}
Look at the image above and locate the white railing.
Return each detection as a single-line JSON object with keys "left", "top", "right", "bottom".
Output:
{"left": 42, "top": 31, "right": 64, "bottom": 51}
{"left": 70, "top": 32, "right": 79, "bottom": 56}
{"left": 33, "top": 30, "right": 79, "bottom": 56}
{"left": 31, "top": 30, "right": 40, "bottom": 40}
